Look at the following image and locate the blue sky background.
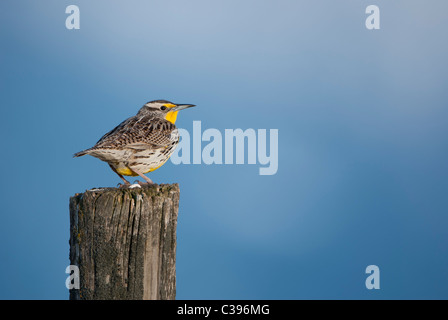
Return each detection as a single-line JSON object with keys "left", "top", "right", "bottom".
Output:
{"left": 1, "top": 0, "right": 447, "bottom": 299}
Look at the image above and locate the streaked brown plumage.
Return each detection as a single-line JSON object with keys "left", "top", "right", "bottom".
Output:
{"left": 74, "top": 99, "right": 195, "bottom": 186}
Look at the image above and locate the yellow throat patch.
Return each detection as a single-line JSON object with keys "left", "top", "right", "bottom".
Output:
{"left": 164, "top": 103, "right": 178, "bottom": 124}
{"left": 164, "top": 103, "right": 179, "bottom": 124}
{"left": 165, "top": 110, "right": 178, "bottom": 124}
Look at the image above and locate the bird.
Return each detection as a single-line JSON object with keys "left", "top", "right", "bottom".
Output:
{"left": 74, "top": 99, "right": 195, "bottom": 186}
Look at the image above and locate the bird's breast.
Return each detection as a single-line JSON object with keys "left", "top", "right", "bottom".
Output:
{"left": 113, "top": 141, "right": 179, "bottom": 176}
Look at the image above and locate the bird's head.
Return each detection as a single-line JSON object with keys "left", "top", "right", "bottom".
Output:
{"left": 138, "top": 100, "right": 195, "bottom": 124}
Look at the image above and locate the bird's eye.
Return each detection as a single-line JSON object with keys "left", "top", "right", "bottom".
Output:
{"left": 160, "top": 106, "right": 167, "bottom": 110}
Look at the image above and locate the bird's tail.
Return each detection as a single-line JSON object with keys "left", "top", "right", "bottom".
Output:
{"left": 73, "top": 149, "right": 90, "bottom": 157}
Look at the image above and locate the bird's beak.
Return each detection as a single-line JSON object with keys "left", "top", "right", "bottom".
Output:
{"left": 172, "top": 104, "right": 196, "bottom": 111}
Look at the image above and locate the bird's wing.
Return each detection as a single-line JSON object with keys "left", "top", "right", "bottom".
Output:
{"left": 73, "top": 117, "right": 133, "bottom": 157}
{"left": 95, "top": 117, "right": 133, "bottom": 145}
{"left": 93, "top": 114, "right": 177, "bottom": 150}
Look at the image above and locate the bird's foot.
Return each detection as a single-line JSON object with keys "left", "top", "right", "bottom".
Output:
{"left": 117, "top": 182, "right": 131, "bottom": 188}
{"left": 135, "top": 180, "right": 154, "bottom": 186}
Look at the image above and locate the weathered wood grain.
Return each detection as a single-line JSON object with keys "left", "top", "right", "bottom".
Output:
{"left": 69, "top": 184, "right": 179, "bottom": 300}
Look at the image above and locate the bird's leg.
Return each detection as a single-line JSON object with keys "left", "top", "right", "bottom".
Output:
{"left": 108, "top": 164, "right": 131, "bottom": 187}
{"left": 129, "top": 167, "right": 154, "bottom": 185}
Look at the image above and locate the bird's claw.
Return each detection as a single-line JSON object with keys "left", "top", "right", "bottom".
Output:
{"left": 138, "top": 180, "right": 154, "bottom": 186}
{"left": 117, "top": 182, "right": 131, "bottom": 188}
{"left": 132, "top": 180, "right": 153, "bottom": 186}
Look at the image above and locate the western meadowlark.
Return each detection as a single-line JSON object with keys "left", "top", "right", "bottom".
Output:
{"left": 74, "top": 100, "right": 195, "bottom": 186}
